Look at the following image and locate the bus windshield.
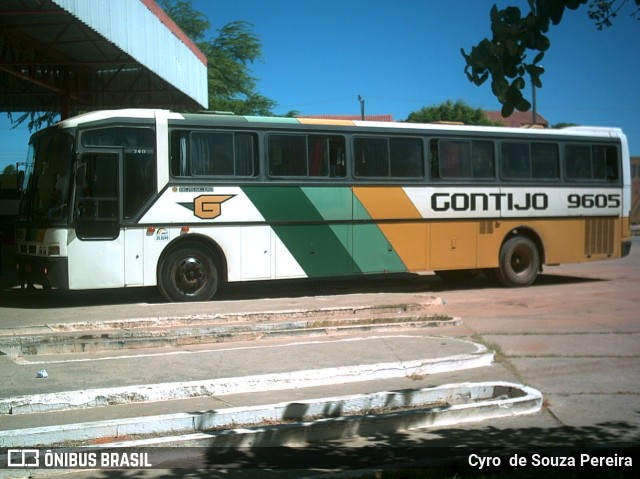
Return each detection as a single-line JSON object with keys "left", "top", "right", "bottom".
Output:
{"left": 19, "top": 132, "right": 74, "bottom": 222}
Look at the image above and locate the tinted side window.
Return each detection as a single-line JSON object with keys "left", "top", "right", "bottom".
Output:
{"left": 565, "top": 145, "right": 591, "bottom": 179}
{"left": 531, "top": 143, "right": 559, "bottom": 179}
{"left": 355, "top": 137, "right": 423, "bottom": 178}
{"left": 565, "top": 144, "right": 619, "bottom": 181}
{"left": 430, "top": 139, "right": 494, "bottom": 179}
{"left": 501, "top": 142, "right": 530, "bottom": 179}
{"left": 593, "top": 145, "right": 619, "bottom": 181}
{"left": 124, "top": 150, "right": 156, "bottom": 219}
{"left": 170, "top": 131, "right": 258, "bottom": 177}
{"left": 390, "top": 138, "right": 424, "bottom": 178}
{"left": 354, "top": 137, "right": 388, "bottom": 177}
{"left": 80, "top": 127, "right": 157, "bottom": 220}
{"left": 81, "top": 127, "right": 155, "bottom": 149}
{"left": 501, "top": 142, "right": 558, "bottom": 180}
{"left": 268, "top": 134, "right": 345, "bottom": 177}
{"left": 191, "top": 132, "right": 234, "bottom": 176}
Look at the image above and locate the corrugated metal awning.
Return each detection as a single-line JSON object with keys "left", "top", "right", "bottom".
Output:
{"left": 0, "top": 0, "right": 208, "bottom": 116}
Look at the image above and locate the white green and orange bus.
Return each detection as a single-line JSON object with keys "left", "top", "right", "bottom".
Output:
{"left": 14, "top": 109, "right": 632, "bottom": 301}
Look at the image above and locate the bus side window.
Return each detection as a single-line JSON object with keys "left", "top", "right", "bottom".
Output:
{"left": 75, "top": 153, "right": 119, "bottom": 239}
{"left": 308, "top": 136, "right": 329, "bottom": 176}
{"left": 594, "top": 145, "right": 619, "bottom": 181}
{"left": 124, "top": 150, "right": 156, "bottom": 219}
{"left": 472, "top": 141, "right": 495, "bottom": 178}
{"left": 531, "top": 143, "right": 559, "bottom": 179}
{"left": 170, "top": 131, "right": 189, "bottom": 176}
{"left": 171, "top": 131, "right": 258, "bottom": 177}
{"left": 565, "top": 144, "right": 591, "bottom": 179}
{"left": 501, "top": 142, "right": 530, "bottom": 179}
{"left": 354, "top": 137, "right": 389, "bottom": 177}
{"left": 268, "top": 135, "right": 307, "bottom": 176}
{"left": 432, "top": 139, "right": 472, "bottom": 178}
{"left": 235, "top": 133, "right": 258, "bottom": 176}
{"left": 190, "top": 132, "right": 234, "bottom": 176}
{"left": 429, "top": 139, "right": 440, "bottom": 178}
{"left": 390, "top": 138, "right": 423, "bottom": 178}
{"left": 328, "top": 137, "right": 346, "bottom": 178}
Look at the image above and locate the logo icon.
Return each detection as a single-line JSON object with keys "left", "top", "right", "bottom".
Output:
{"left": 179, "top": 195, "right": 234, "bottom": 220}
{"left": 155, "top": 228, "right": 169, "bottom": 242}
{"left": 7, "top": 449, "right": 40, "bottom": 467}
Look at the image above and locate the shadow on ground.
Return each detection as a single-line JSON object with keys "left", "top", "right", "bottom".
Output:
{"left": 82, "top": 417, "right": 639, "bottom": 478}
{"left": 0, "top": 271, "right": 601, "bottom": 310}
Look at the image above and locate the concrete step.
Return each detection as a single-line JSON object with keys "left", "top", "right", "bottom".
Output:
{"left": 1, "top": 381, "right": 542, "bottom": 448}
{"left": 0, "top": 336, "right": 491, "bottom": 415}
{"left": 0, "top": 300, "right": 458, "bottom": 356}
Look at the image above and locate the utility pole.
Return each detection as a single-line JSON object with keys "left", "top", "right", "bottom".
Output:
{"left": 532, "top": 82, "right": 538, "bottom": 125}
{"left": 358, "top": 95, "right": 365, "bottom": 120}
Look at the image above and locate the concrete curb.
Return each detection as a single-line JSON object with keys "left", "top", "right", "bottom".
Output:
{"left": 0, "top": 317, "right": 461, "bottom": 356}
{"left": 0, "top": 381, "right": 542, "bottom": 448}
{"left": 1, "top": 339, "right": 492, "bottom": 415}
{"left": 0, "top": 301, "right": 446, "bottom": 335}
{"left": 0, "top": 301, "right": 458, "bottom": 355}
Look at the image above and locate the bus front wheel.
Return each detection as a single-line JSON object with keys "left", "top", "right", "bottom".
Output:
{"left": 158, "top": 243, "right": 219, "bottom": 302}
{"left": 495, "top": 236, "right": 540, "bottom": 287}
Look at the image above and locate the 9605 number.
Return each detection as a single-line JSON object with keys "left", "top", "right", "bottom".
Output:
{"left": 567, "top": 193, "right": 621, "bottom": 209}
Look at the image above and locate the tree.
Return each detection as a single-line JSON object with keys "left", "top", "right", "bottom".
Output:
{"left": 8, "top": 111, "right": 58, "bottom": 132}
{"left": 405, "top": 100, "right": 502, "bottom": 126}
{"left": 1, "top": 164, "right": 18, "bottom": 190}
{"left": 462, "top": 0, "right": 640, "bottom": 117}
{"left": 158, "top": 0, "right": 275, "bottom": 115}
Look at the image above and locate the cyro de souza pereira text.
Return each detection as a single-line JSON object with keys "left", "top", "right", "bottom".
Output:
{"left": 468, "top": 452, "right": 633, "bottom": 470}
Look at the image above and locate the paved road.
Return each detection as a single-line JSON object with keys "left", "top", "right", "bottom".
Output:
{"left": 0, "top": 238, "right": 638, "bottom": 475}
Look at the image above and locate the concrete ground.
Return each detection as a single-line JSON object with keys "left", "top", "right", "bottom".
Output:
{"left": 0, "top": 237, "right": 639, "bottom": 476}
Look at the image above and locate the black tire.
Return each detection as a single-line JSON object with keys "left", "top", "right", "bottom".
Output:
{"left": 158, "top": 243, "right": 219, "bottom": 302}
{"left": 494, "top": 236, "right": 540, "bottom": 287}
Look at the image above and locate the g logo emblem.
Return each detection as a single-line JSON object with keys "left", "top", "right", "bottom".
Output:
{"left": 193, "top": 195, "right": 233, "bottom": 219}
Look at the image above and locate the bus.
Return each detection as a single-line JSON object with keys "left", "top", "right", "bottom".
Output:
{"left": 631, "top": 156, "right": 640, "bottom": 225}
{"left": 14, "top": 109, "right": 632, "bottom": 302}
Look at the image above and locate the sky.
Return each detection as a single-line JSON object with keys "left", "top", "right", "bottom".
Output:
{"left": 1, "top": 0, "right": 639, "bottom": 173}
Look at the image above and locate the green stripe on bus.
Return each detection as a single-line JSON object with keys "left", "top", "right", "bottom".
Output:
{"left": 242, "top": 186, "right": 356, "bottom": 276}
{"left": 351, "top": 195, "right": 408, "bottom": 273}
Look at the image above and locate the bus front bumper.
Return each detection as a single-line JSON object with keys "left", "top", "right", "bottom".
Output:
{"left": 14, "top": 254, "right": 69, "bottom": 290}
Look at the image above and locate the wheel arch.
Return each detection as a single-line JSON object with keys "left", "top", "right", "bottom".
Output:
{"left": 501, "top": 226, "right": 545, "bottom": 269}
{"left": 157, "top": 233, "right": 229, "bottom": 285}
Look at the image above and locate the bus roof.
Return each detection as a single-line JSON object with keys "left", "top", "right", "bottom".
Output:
{"left": 51, "top": 108, "right": 626, "bottom": 141}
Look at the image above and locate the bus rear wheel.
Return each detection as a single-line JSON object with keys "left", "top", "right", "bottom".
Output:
{"left": 158, "top": 243, "right": 219, "bottom": 302}
{"left": 495, "top": 236, "right": 540, "bottom": 287}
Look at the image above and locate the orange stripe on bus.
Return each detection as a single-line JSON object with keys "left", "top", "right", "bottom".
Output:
{"left": 353, "top": 186, "right": 426, "bottom": 270}
{"left": 353, "top": 186, "right": 421, "bottom": 219}
{"left": 296, "top": 118, "right": 356, "bottom": 126}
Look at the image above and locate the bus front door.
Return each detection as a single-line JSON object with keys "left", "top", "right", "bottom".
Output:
{"left": 69, "top": 151, "right": 126, "bottom": 290}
